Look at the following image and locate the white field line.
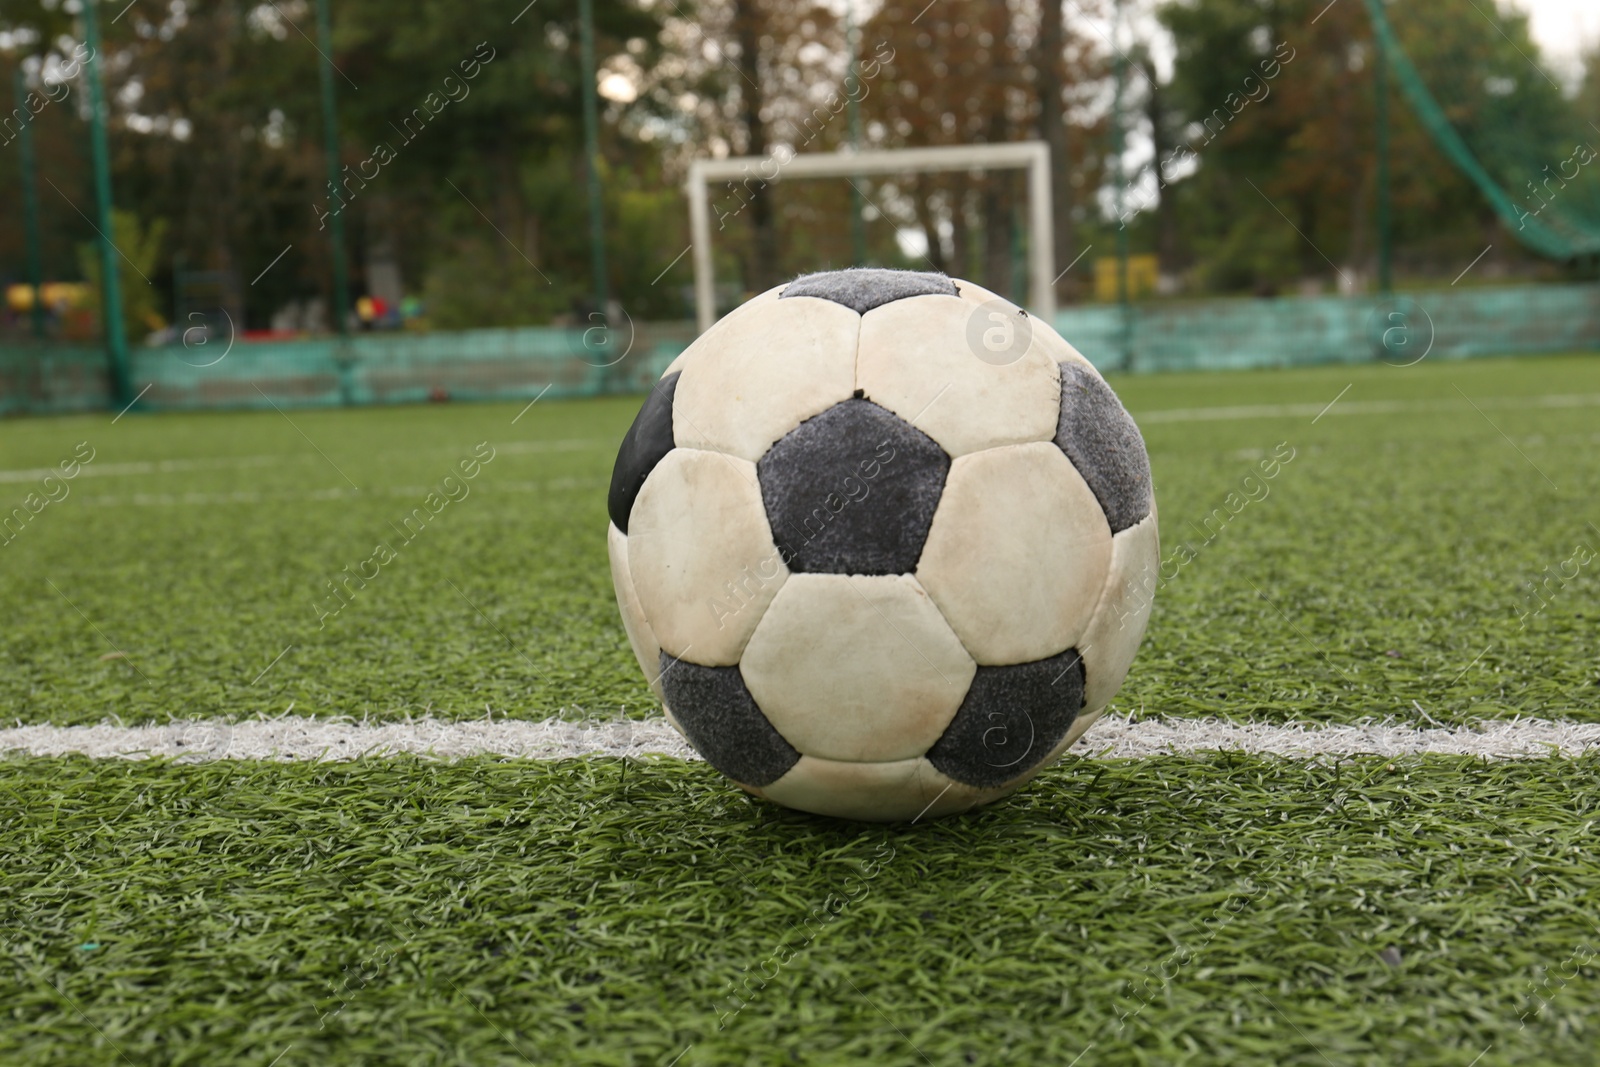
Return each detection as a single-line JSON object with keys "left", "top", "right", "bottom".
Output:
{"left": 1136, "top": 392, "right": 1600, "bottom": 425}
{"left": 3, "top": 714, "right": 1599, "bottom": 763}
{"left": 0, "top": 438, "right": 605, "bottom": 485}
{"left": 71, "top": 477, "right": 605, "bottom": 509}
{"left": 3, "top": 392, "right": 1597, "bottom": 487}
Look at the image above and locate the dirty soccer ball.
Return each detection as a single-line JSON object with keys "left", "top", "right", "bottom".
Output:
{"left": 606, "top": 268, "right": 1158, "bottom": 821}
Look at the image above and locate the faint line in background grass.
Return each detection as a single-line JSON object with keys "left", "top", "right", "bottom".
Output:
{"left": 1452, "top": 383, "right": 1559, "bottom": 490}
{"left": 44, "top": 578, "right": 148, "bottom": 681}
{"left": 444, "top": 577, "right": 549, "bottom": 686}
{"left": 1311, "top": 384, "right": 1351, "bottom": 424}
{"left": 1, "top": 442, "right": 96, "bottom": 550}
{"left": 314, "top": 443, "right": 497, "bottom": 628}
{"left": 251, "top": 384, "right": 362, "bottom": 491}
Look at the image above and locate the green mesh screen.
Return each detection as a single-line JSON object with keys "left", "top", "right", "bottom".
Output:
{"left": 1364, "top": 0, "right": 1600, "bottom": 261}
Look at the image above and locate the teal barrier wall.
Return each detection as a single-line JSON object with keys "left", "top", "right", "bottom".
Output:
{"left": 1055, "top": 283, "right": 1600, "bottom": 373}
{"left": 2, "top": 283, "right": 1595, "bottom": 416}
{"left": 0, "top": 322, "right": 695, "bottom": 416}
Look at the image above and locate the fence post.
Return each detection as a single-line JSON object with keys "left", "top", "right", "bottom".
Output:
{"left": 577, "top": 0, "right": 614, "bottom": 388}
{"left": 14, "top": 65, "right": 47, "bottom": 341}
{"left": 82, "top": 0, "right": 132, "bottom": 409}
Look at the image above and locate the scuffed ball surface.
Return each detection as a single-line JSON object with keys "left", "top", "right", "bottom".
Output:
{"left": 608, "top": 269, "right": 1158, "bottom": 820}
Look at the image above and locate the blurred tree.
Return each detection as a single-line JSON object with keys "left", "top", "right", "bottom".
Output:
{"left": 1, "top": 0, "right": 678, "bottom": 329}
{"left": 1155, "top": 0, "right": 1576, "bottom": 292}
{"left": 861, "top": 0, "right": 1108, "bottom": 299}
{"left": 76, "top": 209, "right": 166, "bottom": 341}
{"left": 3, "top": 0, "right": 1591, "bottom": 325}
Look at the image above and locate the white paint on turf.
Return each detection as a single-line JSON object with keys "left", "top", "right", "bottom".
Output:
{"left": 1136, "top": 392, "right": 1600, "bottom": 424}
{"left": 3, "top": 714, "right": 1599, "bottom": 762}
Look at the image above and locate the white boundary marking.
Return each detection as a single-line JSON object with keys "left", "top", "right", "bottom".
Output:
{"left": 1137, "top": 392, "right": 1600, "bottom": 425}
{"left": 0, "top": 439, "right": 603, "bottom": 486}
{"left": 3, "top": 714, "right": 1599, "bottom": 762}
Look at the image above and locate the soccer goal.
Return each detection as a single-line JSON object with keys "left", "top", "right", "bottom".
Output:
{"left": 685, "top": 141, "right": 1056, "bottom": 332}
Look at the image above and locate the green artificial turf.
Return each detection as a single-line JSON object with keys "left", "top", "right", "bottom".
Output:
{"left": 3, "top": 753, "right": 1600, "bottom": 1066}
{"left": 2, "top": 351, "right": 1596, "bottom": 728}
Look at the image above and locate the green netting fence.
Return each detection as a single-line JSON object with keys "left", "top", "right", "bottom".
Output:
{"left": 2, "top": 282, "right": 1595, "bottom": 416}
{"left": 1364, "top": 0, "right": 1600, "bottom": 262}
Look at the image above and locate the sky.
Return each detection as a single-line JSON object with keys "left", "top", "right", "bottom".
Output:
{"left": 1122, "top": 0, "right": 1597, "bottom": 89}
{"left": 1510, "top": 0, "right": 1599, "bottom": 85}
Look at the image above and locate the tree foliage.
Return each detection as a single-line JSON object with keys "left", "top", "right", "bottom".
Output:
{"left": 1, "top": 0, "right": 1594, "bottom": 336}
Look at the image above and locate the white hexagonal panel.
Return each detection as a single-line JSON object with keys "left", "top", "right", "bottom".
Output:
{"left": 1077, "top": 505, "right": 1160, "bottom": 718}
{"left": 627, "top": 448, "right": 788, "bottom": 666}
{"left": 1023, "top": 317, "right": 1098, "bottom": 375}
{"left": 659, "top": 282, "right": 788, "bottom": 380}
{"left": 740, "top": 573, "right": 976, "bottom": 763}
{"left": 1027, "top": 506, "right": 1160, "bottom": 766}
{"left": 918, "top": 442, "right": 1114, "bottom": 666}
{"left": 608, "top": 522, "right": 665, "bottom": 700}
{"left": 856, "top": 291, "right": 1060, "bottom": 458}
{"left": 671, "top": 295, "right": 859, "bottom": 462}
{"left": 752, "top": 754, "right": 1013, "bottom": 822}
{"left": 951, "top": 278, "right": 1098, "bottom": 373}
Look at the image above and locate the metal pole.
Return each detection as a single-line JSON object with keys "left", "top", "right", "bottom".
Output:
{"left": 688, "top": 163, "right": 715, "bottom": 332}
{"left": 82, "top": 0, "right": 131, "bottom": 407}
{"left": 578, "top": 0, "right": 611, "bottom": 359}
{"left": 845, "top": 0, "right": 866, "bottom": 265}
{"left": 315, "top": 0, "right": 351, "bottom": 336}
{"left": 1112, "top": 0, "right": 1132, "bottom": 370}
{"left": 1025, "top": 145, "right": 1055, "bottom": 319}
{"left": 1375, "top": 40, "right": 1392, "bottom": 295}
{"left": 14, "top": 64, "right": 47, "bottom": 340}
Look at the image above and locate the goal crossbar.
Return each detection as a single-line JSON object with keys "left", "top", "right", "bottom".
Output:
{"left": 686, "top": 141, "right": 1055, "bottom": 332}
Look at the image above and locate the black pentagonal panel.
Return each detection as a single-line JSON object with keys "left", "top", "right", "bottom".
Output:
{"left": 659, "top": 653, "right": 800, "bottom": 788}
{"left": 1054, "top": 361, "right": 1152, "bottom": 533}
{"left": 607, "top": 372, "right": 680, "bottom": 534}
{"left": 926, "top": 648, "right": 1085, "bottom": 789}
{"left": 781, "top": 268, "right": 957, "bottom": 315}
{"left": 757, "top": 398, "right": 949, "bottom": 576}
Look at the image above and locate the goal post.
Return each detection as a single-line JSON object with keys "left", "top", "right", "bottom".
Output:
{"left": 686, "top": 141, "right": 1056, "bottom": 333}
